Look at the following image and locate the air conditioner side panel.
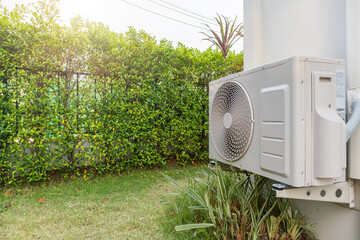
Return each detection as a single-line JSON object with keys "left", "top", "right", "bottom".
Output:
{"left": 304, "top": 61, "right": 346, "bottom": 186}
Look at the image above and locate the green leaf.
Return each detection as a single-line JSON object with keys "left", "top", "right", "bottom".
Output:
{"left": 175, "top": 223, "right": 214, "bottom": 231}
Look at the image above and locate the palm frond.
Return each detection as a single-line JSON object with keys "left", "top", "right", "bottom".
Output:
{"left": 201, "top": 13, "right": 244, "bottom": 73}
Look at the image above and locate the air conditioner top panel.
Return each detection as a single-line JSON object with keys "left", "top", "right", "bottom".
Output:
{"left": 210, "top": 56, "right": 345, "bottom": 86}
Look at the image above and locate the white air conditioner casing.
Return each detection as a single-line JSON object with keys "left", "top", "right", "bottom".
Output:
{"left": 209, "top": 57, "right": 346, "bottom": 187}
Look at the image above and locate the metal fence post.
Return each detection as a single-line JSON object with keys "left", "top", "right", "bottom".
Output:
{"left": 0, "top": 66, "right": 9, "bottom": 150}
{"left": 76, "top": 73, "right": 79, "bottom": 132}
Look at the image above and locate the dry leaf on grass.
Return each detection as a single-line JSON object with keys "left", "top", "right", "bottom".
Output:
{"left": 3, "top": 190, "right": 17, "bottom": 197}
{"left": 3, "top": 191, "right": 11, "bottom": 197}
{"left": 2, "top": 201, "right": 14, "bottom": 208}
{"left": 76, "top": 187, "right": 79, "bottom": 193}
{"left": 38, "top": 197, "right": 46, "bottom": 203}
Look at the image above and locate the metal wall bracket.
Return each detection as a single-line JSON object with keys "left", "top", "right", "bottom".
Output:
{"left": 208, "top": 161, "right": 216, "bottom": 170}
{"left": 274, "top": 179, "right": 355, "bottom": 208}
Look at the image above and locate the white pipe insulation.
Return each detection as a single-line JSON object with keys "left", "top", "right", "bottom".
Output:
{"left": 346, "top": 98, "right": 360, "bottom": 142}
{"left": 346, "top": 0, "right": 360, "bottom": 179}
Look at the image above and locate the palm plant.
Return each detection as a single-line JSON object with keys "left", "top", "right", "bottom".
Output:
{"left": 202, "top": 14, "right": 244, "bottom": 73}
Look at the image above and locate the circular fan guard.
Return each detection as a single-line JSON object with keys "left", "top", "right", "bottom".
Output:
{"left": 210, "top": 82, "right": 254, "bottom": 161}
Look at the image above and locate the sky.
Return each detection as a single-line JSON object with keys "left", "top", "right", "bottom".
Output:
{"left": 1, "top": 0, "right": 244, "bottom": 52}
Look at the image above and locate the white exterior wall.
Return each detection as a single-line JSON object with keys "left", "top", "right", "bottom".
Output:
{"left": 244, "top": 0, "right": 346, "bottom": 70}
{"left": 243, "top": 1, "right": 360, "bottom": 239}
{"left": 347, "top": 0, "right": 360, "bottom": 179}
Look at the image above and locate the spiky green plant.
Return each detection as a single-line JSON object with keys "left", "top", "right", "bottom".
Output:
{"left": 163, "top": 165, "right": 318, "bottom": 239}
{"left": 201, "top": 14, "right": 244, "bottom": 73}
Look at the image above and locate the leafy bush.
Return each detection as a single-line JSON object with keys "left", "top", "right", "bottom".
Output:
{"left": 163, "top": 166, "right": 317, "bottom": 239}
{"left": 0, "top": 1, "right": 243, "bottom": 185}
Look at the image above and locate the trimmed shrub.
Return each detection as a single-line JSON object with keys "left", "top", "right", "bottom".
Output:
{"left": 0, "top": 1, "right": 243, "bottom": 184}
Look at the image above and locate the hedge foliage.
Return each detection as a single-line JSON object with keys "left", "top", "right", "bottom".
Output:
{"left": 0, "top": 0, "right": 243, "bottom": 184}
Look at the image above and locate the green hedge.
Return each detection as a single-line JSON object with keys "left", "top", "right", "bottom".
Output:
{"left": 0, "top": 0, "right": 243, "bottom": 184}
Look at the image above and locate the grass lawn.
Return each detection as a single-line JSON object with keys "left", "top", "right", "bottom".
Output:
{"left": 0, "top": 164, "right": 205, "bottom": 240}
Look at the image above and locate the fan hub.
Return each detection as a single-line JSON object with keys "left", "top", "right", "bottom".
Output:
{"left": 223, "top": 112, "right": 232, "bottom": 129}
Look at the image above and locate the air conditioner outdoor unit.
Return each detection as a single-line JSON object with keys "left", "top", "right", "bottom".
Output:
{"left": 209, "top": 56, "right": 346, "bottom": 187}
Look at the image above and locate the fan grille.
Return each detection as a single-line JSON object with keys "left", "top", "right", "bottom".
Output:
{"left": 210, "top": 82, "right": 254, "bottom": 161}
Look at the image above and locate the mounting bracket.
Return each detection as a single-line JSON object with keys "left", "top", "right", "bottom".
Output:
{"left": 208, "top": 161, "right": 216, "bottom": 170}
{"left": 274, "top": 179, "right": 355, "bottom": 208}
